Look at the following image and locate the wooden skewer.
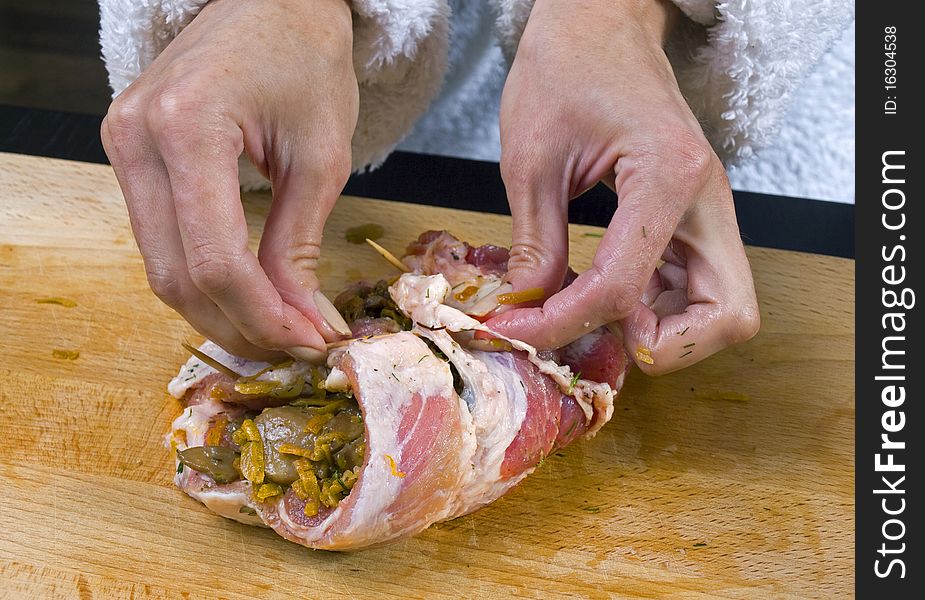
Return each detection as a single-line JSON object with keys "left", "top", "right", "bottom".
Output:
{"left": 365, "top": 238, "right": 410, "bottom": 273}
{"left": 182, "top": 342, "right": 243, "bottom": 379}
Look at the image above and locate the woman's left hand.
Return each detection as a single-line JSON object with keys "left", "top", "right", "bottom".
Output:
{"left": 485, "top": 0, "right": 760, "bottom": 374}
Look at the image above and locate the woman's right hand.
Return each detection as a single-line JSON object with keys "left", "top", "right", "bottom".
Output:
{"left": 101, "top": 0, "right": 358, "bottom": 363}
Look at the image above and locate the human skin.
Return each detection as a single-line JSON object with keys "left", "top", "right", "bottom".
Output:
{"left": 103, "top": 0, "right": 757, "bottom": 374}
{"left": 486, "top": 0, "right": 760, "bottom": 374}
{"left": 101, "top": 0, "right": 357, "bottom": 363}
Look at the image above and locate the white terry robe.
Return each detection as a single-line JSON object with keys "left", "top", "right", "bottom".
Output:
{"left": 99, "top": 0, "right": 453, "bottom": 189}
{"left": 99, "top": 0, "right": 853, "bottom": 197}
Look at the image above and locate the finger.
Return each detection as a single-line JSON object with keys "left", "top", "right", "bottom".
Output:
{"left": 259, "top": 148, "right": 352, "bottom": 342}
{"left": 102, "top": 109, "right": 276, "bottom": 360}
{"left": 150, "top": 103, "right": 327, "bottom": 358}
{"left": 499, "top": 156, "right": 571, "bottom": 306}
{"left": 647, "top": 260, "right": 689, "bottom": 318}
{"left": 623, "top": 297, "right": 734, "bottom": 375}
{"left": 488, "top": 152, "right": 682, "bottom": 348}
{"left": 623, "top": 200, "right": 760, "bottom": 375}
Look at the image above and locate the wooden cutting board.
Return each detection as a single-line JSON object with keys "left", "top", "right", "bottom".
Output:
{"left": 0, "top": 153, "right": 854, "bottom": 599}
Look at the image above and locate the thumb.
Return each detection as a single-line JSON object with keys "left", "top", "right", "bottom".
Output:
{"left": 501, "top": 165, "right": 571, "bottom": 306}
{"left": 258, "top": 151, "right": 352, "bottom": 342}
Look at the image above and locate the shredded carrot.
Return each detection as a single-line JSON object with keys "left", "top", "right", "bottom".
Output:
{"left": 204, "top": 417, "right": 228, "bottom": 446}
{"left": 384, "top": 454, "right": 406, "bottom": 478}
{"left": 454, "top": 285, "right": 480, "bottom": 302}
{"left": 496, "top": 287, "right": 545, "bottom": 305}
{"left": 635, "top": 347, "right": 655, "bottom": 365}
{"left": 210, "top": 385, "right": 229, "bottom": 401}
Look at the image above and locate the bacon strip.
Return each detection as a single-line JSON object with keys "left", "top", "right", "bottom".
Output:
{"left": 166, "top": 231, "right": 630, "bottom": 550}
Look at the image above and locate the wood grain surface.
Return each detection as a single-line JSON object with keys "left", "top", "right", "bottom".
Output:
{"left": 0, "top": 153, "right": 854, "bottom": 599}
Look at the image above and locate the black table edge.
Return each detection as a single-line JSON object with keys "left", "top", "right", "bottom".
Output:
{"left": 1, "top": 105, "right": 854, "bottom": 259}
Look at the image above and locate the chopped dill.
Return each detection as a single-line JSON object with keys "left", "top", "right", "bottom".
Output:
{"left": 567, "top": 371, "right": 582, "bottom": 394}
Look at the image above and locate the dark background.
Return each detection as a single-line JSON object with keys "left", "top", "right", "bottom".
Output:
{"left": 0, "top": 0, "right": 854, "bottom": 259}
{"left": 0, "top": 0, "right": 111, "bottom": 114}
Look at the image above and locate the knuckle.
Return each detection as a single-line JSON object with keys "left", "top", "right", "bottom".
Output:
{"left": 146, "top": 88, "right": 209, "bottom": 144}
{"left": 633, "top": 128, "right": 717, "bottom": 196}
{"left": 145, "top": 264, "right": 184, "bottom": 307}
{"left": 590, "top": 268, "right": 643, "bottom": 320}
{"left": 724, "top": 301, "right": 761, "bottom": 345}
{"left": 508, "top": 239, "right": 562, "bottom": 275}
{"left": 669, "top": 136, "right": 713, "bottom": 176}
{"left": 103, "top": 92, "right": 145, "bottom": 148}
{"left": 300, "top": 144, "right": 352, "bottom": 197}
{"left": 187, "top": 245, "right": 238, "bottom": 296}
{"left": 262, "top": 239, "right": 322, "bottom": 276}
{"left": 606, "top": 283, "right": 644, "bottom": 320}
{"left": 660, "top": 134, "right": 715, "bottom": 190}
{"left": 286, "top": 240, "right": 322, "bottom": 272}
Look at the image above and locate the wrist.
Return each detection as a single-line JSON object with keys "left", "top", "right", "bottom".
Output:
{"left": 615, "top": 0, "right": 681, "bottom": 47}
{"left": 530, "top": 0, "right": 680, "bottom": 48}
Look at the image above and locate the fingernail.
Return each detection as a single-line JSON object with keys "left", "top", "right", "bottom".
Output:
{"left": 313, "top": 290, "right": 353, "bottom": 336}
{"left": 287, "top": 346, "right": 328, "bottom": 365}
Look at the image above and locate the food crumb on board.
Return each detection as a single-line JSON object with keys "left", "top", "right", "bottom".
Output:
{"left": 51, "top": 349, "right": 80, "bottom": 360}
{"left": 36, "top": 297, "right": 77, "bottom": 307}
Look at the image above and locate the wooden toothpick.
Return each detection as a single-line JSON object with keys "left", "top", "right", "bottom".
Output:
{"left": 182, "top": 342, "right": 243, "bottom": 379}
{"left": 365, "top": 238, "right": 410, "bottom": 273}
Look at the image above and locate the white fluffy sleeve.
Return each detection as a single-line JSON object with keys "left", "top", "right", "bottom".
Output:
{"left": 492, "top": 0, "right": 853, "bottom": 164}
{"left": 98, "top": 0, "right": 451, "bottom": 186}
